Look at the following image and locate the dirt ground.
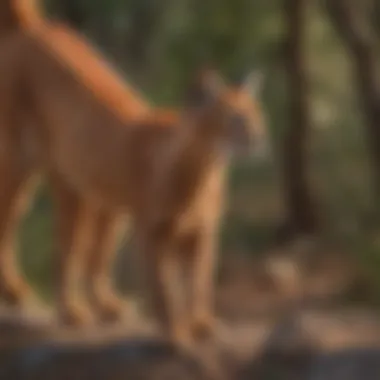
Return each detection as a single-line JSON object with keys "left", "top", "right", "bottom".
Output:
{"left": 1, "top": 245, "right": 380, "bottom": 380}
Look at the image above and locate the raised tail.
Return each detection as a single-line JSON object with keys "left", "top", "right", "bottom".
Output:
{"left": 0, "top": 0, "right": 43, "bottom": 37}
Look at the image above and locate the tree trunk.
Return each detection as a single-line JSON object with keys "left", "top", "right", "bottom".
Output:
{"left": 372, "top": 0, "right": 380, "bottom": 38}
{"left": 325, "top": 0, "right": 380, "bottom": 198}
{"left": 280, "top": 0, "right": 319, "bottom": 241}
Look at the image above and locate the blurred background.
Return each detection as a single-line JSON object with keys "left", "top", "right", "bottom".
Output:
{"left": 3, "top": 0, "right": 380, "bottom": 379}
{"left": 19, "top": 0, "right": 380, "bottom": 305}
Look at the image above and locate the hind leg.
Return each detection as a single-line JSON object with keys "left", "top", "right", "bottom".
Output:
{"left": 50, "top": 174, "right": 95, "bottom": 327}
{"left": 0, "top": 174, "right": 33, "bottom": 306}
{"left": 0, "top": 142, "right": 34, "bottom": 306}
{"left": 179, "top": 227, "right": 219, "bottom": 340}
{"left": 84, "top": 210, "right": 124, "bottom": 323}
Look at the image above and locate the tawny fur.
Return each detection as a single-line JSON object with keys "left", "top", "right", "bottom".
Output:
{"left": 0, "top": 0, "right": 267, "bottom": 344}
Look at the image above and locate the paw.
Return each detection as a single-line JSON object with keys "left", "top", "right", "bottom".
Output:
{"left": 168, "top": 324, "right": 194, "bottom": 351}
{"left": 58, "top": 302, "right": 94, "bottom": 327}
{"left": 0, "top": 277, "right": 31, "bottom": 306}
{"left": 190, "top": 314, "right": 219, "bottom": 341}
{"left": 94, "top": 295, "right": 124, "bottom": 324}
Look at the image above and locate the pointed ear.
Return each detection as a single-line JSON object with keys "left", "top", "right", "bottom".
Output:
{"left": 241, "top": 70, "right": 264, "bottom": 96}
{"left": 185, "top": 69, "right": 226, "bottom": 107}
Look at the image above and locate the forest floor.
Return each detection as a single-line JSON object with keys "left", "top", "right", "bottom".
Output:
{"left": 1, "top": 240, "right": 380, "bottom": 380}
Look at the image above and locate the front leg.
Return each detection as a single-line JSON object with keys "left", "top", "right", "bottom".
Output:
{"left": 184, "top": 227, "right": 219, "bottom": 340}
{"left": 137, "top": 223, "right": 191, "bottom": 346}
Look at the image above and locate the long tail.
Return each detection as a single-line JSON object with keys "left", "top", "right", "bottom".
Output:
{"left": 0, "top": 0, "right": 43, "bottom": 37}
